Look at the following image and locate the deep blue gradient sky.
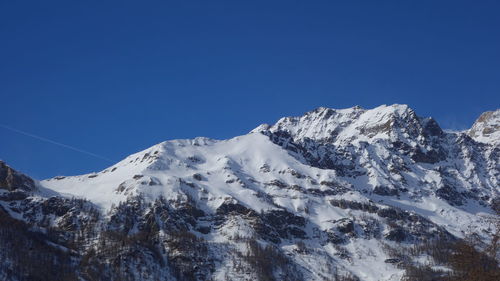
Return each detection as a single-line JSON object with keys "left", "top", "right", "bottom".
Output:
{"left": 1, "top": 0, "right": 499, "bottom": 179}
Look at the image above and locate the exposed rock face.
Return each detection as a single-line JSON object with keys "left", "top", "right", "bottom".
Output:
{"left": 0, "top": 161, "right": 36, "bottom": 192}
{"left": 0, "top": 105, "right": 498, "bottom": 281}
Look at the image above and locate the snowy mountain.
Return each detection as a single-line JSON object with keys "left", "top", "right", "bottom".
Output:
{"left": 468, "top": 109, "right": 500, "bottom": 145}
{"left": 1, "top": 105, "right": 498, "bottom": 281}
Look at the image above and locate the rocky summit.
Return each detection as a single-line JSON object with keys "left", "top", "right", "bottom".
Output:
{"left": 0, "top": 104, "right": 499, "bottom": 281}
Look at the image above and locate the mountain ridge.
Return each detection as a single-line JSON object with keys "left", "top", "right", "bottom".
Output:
{"left": 0, "top": 104, "right": 498, "bottom": 281}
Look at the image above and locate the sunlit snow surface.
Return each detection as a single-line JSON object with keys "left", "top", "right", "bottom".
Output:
{"left": 39, "top": 105, "right": 498, "bottom": 281}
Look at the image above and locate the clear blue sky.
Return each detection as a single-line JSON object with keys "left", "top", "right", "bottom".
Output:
{"left": 1, "top": 0, "right": 499, "bottom": 179}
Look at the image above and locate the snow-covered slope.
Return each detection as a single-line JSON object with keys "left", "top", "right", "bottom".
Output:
{"left": 1, "top": 104, "right": 499, "bottom": 281}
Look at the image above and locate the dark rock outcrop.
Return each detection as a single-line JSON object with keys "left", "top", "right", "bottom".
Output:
{"left": 0, "top": 161, "right": 36, "bottom": 192}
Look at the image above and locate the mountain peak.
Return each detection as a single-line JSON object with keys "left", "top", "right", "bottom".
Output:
{"left": 254, "top": 104, "right": 432, "bottom": 143}
{"left": 468, "top": 109, "right": 500, "bottom": 145}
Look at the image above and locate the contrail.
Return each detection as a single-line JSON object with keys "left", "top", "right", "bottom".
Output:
{"left": 0, "top": 124, "right": 114, "bottom": 163}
